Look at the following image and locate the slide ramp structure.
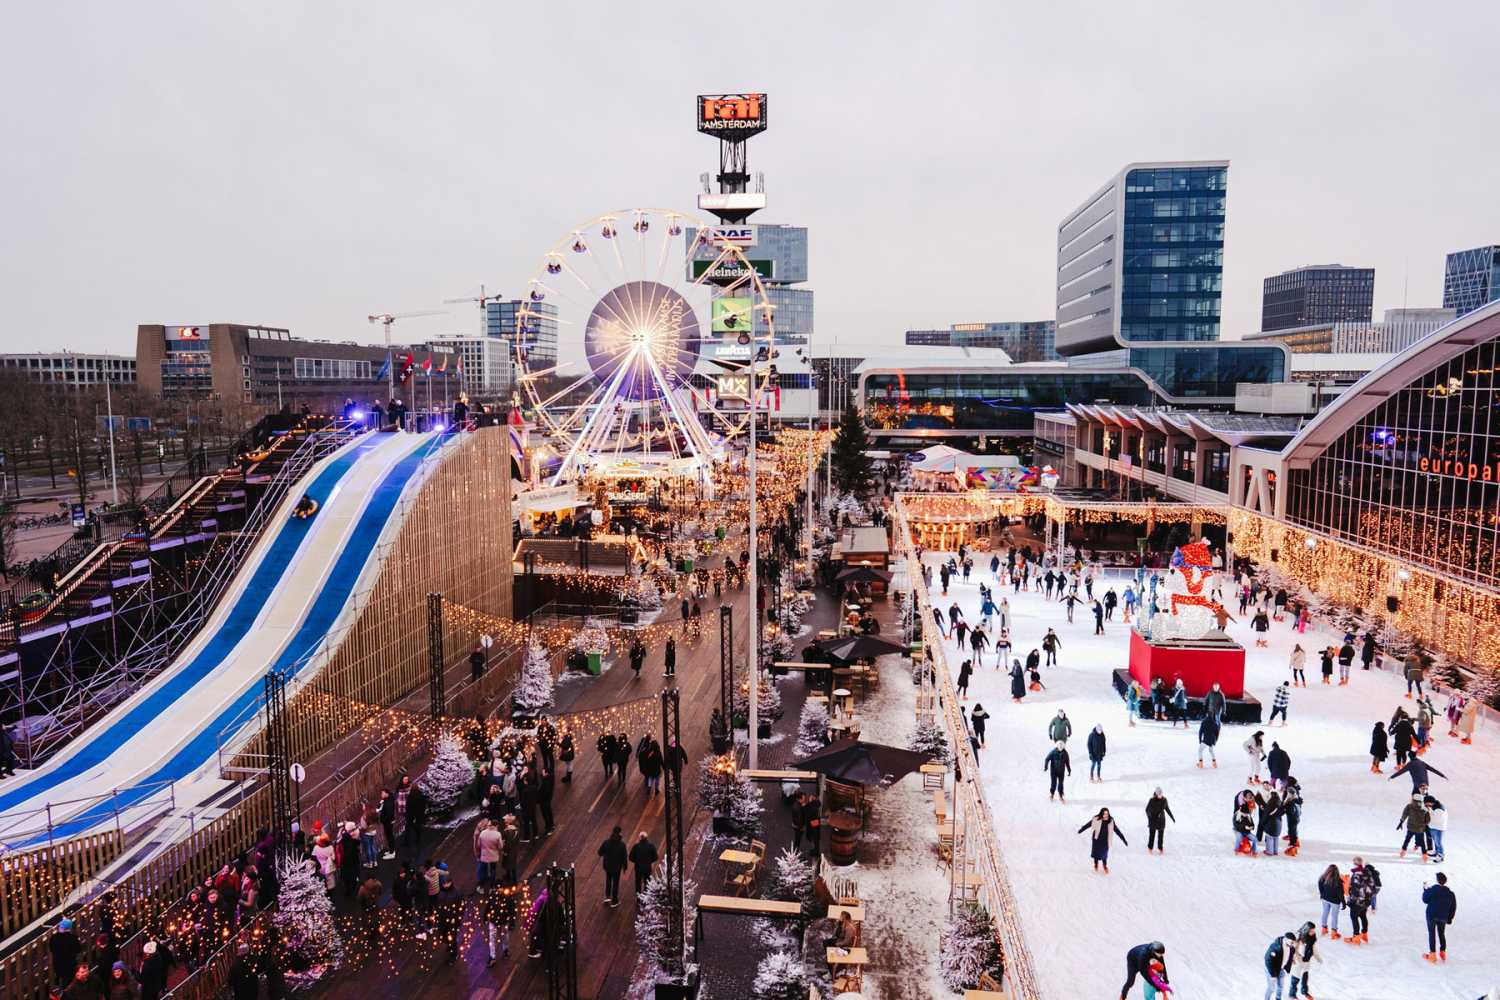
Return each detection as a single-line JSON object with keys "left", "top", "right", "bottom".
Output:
{"left": 0, "top": 429, "right": 452, "bottom": 848}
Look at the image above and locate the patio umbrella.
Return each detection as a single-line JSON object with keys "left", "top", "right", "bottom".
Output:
{"left": 835, "top": 564, "right": 892, "bottom": 584}
{"left": 791, "top": 740, "right": 932, "bottom": 787}
{"left": 814, "top": 633, "right": 907, "bottom": 662}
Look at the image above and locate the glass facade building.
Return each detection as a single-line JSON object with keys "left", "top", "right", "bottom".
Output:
{"left": 1286, "top": 334, "right": 1500, "bottom": 587}
{"left": 486, "top": 299, "right": 558, "bottom": 366}
{"left": 1129, "top": 345, "right": 1285, "bottom": 399}
{"left": 904, "top": 321, "right": 1059, "bottom": 361}
{"left": 1118, "top": 165, "right": 1227, "bottom": 343}
{"left": 861, "top": 370, "right": 1155, "bottom": 432}
{"left": 1442, "top": 245, "right": 1500, "bottom": 318}
{"left": 1261, "top": 264, "right": 1374, "bottom": 332}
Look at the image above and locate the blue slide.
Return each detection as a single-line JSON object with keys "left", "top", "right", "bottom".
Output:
{"left": 0, "top": 431, "right": 441, "bottom": 846}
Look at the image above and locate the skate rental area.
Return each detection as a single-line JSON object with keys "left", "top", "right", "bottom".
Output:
{"left": 910, "top": 524, "right": 1499, "bottom": 1000}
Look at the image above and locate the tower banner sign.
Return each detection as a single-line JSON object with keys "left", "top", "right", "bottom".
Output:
{"left": 697, "top": 93, "right": 767, "bottom": 137}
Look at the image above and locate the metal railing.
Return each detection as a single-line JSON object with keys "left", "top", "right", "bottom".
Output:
{"left": 0, "top": 781, "right": 176, "bottom": 855}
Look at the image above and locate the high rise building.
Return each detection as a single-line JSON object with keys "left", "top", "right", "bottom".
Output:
{"left": 904, "top": 321, "right": 1058, "bottom": 361}
{"left": 1261, "top": 264, "right": 1374, "bottom": 331}
{"left": 1442, "top": 245, "right": 1500, "bottom": 317}
{"left": 485, "top": 299, "right": 558, "bottom": 366}
{"left": 427, "top": 333, "right": 510, "bottom": 398}
{"left": 1053, "top": 160, "right": 1285, "bottom": 401}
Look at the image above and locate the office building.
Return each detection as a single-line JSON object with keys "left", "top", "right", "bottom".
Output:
{"left": 1442, "top": 244, "right": 1500, "bottom": 317}
{"left": 686, "top": 222, "right": 814, "bottom": 351}
{"left": 427, "top": 333, "right": 511, "bottom": 398}
{"left": 1053, "top": 160, "right": 1286, "bottom": 401}
{"left": 0, "top": 352, "right": 135, "bottom": 389}
{"left": 486, "top": 299, "right": 558, "bottom": 367}
{"left": 904, "top": 321, "right": 1059, "bottom": 361}
{"left": 136, "top": 324, "right": 390, "bottom": 411}
{"left": 1261, "top": 264, "right": 1374, "bottom": 332}
{"left": 1244, "top": 311, "right": 1453, "bottom": 356}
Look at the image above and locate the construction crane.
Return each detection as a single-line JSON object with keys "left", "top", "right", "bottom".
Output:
{"left": 368, "top": 309, "right": 446, "bottom": 399}
{"left": 442, "top": 284, "right": 507, "bottom": 337}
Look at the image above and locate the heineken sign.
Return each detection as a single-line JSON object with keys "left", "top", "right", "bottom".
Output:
{"left": 692, "top": 258, "right": 774, "bottom": 282}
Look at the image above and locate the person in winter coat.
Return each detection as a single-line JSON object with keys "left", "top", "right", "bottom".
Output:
{"left": 1391, "top": 712, "right": 1416, "bottom": 767}
{"left": 1077, "top": 807, "right": 1128, "bottom": 872}
{"left": 1244, "top": 730, "right": 1267, "bottom": 784}
{"left": 612, "top": 732, "right": 632, "bottom": 788}
{"left": 1269, "top": 682, "right": 1290, "bottom": 726}
{"left": 1317, "top": 864, "right": 1346, "bottom": 938}
{"left": 1288, "top": 925, "right": 1321, "bottom": 999}
{"left": 559, "top": 732, "right": 576, "bottom": 783}
{"left": 1263, "top": 930, "right": 1298, "bottom": 1000}
{"left": 1009, "top": 659, "right": 1026, "bottom": 703}
{"left": 1044, "top": 741, "right": 1072, "bottom": 802}
{"left": 1254, "top": 785, "right": 1284, "bottom": 856}
{"left": 1288, "top": 645, "right": 1307, "bottom": 687}
{"left": 597, "top": 732, "right": 618, "bottom": 780}
{"left": 663, "top": 638, "right": 676, "bottom": 678}
{"left": 1233, "top": 791, "right": 1258, "bottom": 854}
{"left": 1251, "top": 609, "right": 1270, "bottom": 647}
{"left": 1119, "top": 941, "right": 1168, "bottom": 1000}
{"left": 1087, "top": 725, "right": 1107, "bottom": 782}
{"left": 1042, "top": 629, "right": 1061, "bottom": 666}
{"left": 1346, "top": 858, "right": 1376, "bottom": 944}
{"left": 136, "top": 941, "right": 169, "bottom": 1000}
{"left": 629, "top": 832, "right": 659, "bottom": 894}
{"left": 1388, "top": 755, "right": 1447, "bottom": 792}
{"left": 1266, "top": 742, "right": 1291, "bottom": 785}
{"left": 50, "top": 918, "right": 82, "bottom": 987}
{"left": 1318, "top": 647, "right": 1335, "bottom": 685}
{"left": 957, "top": 659, "right": 973, "bottom": 700}
{"left": 405, "top": 784, "right": 429, "bottom": 852}
{"left": 1048, "top": 709, "right": 1073, "bottom": 745}
{"left": 1457, "top": 697, "right": 1479, "bottom": 744}
{"left": 1204, "top": 682, "right": 1227, "bottom": 724}
{"left": 1421, "top": 871, "right": 1457, "bottom": 961}
{"left": 1397, "top": 793, "right": 1430, "bottom": 858}
{"left": 970, "top": 704, "right": 990, "bottom": 747}
{"left": 1168, "top": 679, "right": 1188, "bottom": 728}
{"left": 1404, "top": 653, "right": 1426, "bottom": 698}
{"left": 1125, "top": 682, "right": 1141, "bottom": 727}
{"left": 629, "top": 639, "right": 645, "bottom": 679}
{"left": 1337, "top": 640, "right": 1356, "bottom": 684}
{"left": 1360, "top": 631, "right": 1378, "bottom": 670}
{"left": 1144, "top": 789, "right": 1175, "bottom": 853}
{"left": 1369, "top": 722, "right": 1389, "bottom": 773}
{"left": 597, "top": 826, "right": 628, "bottom": 906}
{"left": 1197, "top": 713, "right": 1221, "bottom": 767}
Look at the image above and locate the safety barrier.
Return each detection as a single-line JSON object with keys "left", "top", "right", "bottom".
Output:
{"left": 0, "top": 830, "right": 123, "bottom": 942}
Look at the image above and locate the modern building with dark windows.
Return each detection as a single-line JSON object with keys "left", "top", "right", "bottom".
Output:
{"left": 904, "top": 321, "right": 1059, "bottom": 361}
{"left": 1442, "top": 244, "right": 1500, "bottom": 318}
{"left": 1261, "top": 264, "right": 1374, "bottom": 332}
{"left": 486, "top": 298, "right": 558, "bottom": 367}
{"left": 1053, "top": 160, "right": 1286, "bottom": 404}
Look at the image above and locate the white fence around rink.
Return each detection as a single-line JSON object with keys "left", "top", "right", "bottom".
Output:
{"left": 891, "top": 494, "right": 1041, "bottom": 1000}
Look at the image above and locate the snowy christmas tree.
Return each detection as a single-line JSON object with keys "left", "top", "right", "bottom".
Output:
{"left": 765, "top": 847, "right": 816, "bottom": 915}
{"left": 733, "top": 677, "right": 785, "bottom": 722}
{"left": 273, "top": 855, "right": 344, "bottom": 978}
{"left": 751, "top": 950, "right": 808, "bottom": 1000}
{"left": 697, "top": 753, "right": 763, "bottom": 833}
{"left": 778, "top": 603, "right": 804, "bottom": 638}
{"left": 1466, "top": 664, "right": 1500, "bottom": 708}
{"left": 939, "top": 902, "right": 1004, "bottom": 992}
{"left": 794, "top": 699, "right": 830, "bottom": 756}
{"left": 513, "top": 641, "right": 556, "bottom": 715}
{"left": 568, "top": 626, "right": 609, "bottom": 654}
{"left": 634, "top": 870, "right": 697, "bottom": 979}
{"left": 418, "top": 730, "right": 474, "bottom": 815}
{"left": 910, "top": 716, "right": 952, "bottom": 764}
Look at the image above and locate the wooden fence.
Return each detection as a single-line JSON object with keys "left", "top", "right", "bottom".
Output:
{"left": 0, "top": 831, "right": 124, "bottom": 942}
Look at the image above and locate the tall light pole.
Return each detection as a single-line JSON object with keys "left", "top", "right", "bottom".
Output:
{"left": 103, "top": 366, "right": 119, "bottom": 506}
{"left": 746, "top": 343, "right": 761, "bottom": 769}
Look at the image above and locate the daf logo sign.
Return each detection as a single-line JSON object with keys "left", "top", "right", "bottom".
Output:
{"left": 698, "top": 226, "right": 757, "bottom": 248}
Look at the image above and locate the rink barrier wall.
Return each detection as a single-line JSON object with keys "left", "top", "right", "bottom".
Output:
{"left": 232, "top": 425, "right": 513, "bottom": 773}
{"left": 893, "top": 494, "right": 1041, "bottom": 1000}
{"left": 0, "top": 830, "right": 123, "bottom": 942}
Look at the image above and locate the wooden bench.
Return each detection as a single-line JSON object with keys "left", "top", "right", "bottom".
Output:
{"left": 932, "top": 789, "right": 948, "bottom": 825}
{"left": 696, "top": 895, "right": 802, "bottom": 916}
{"left": 741, "top": 769, "right": 819, "bottom": 782}
{"left": 920, "top": 762, "right": 946, "bottom": 790}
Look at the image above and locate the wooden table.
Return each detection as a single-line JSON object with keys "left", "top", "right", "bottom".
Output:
{"left": 697, "top": 895, "right": 802, "bottom": 916}
{"left": 920, "top": 762, "right": 946, "bottom": 789}
{"left": 827, "top": 904, "right": 864, "bottom": 921}
{"left": 826, "top": 947, "right": 869, "bottom": 967}
{"left": 719, "top": 849, "right": 757, "bottom": 866}
{"left": 963, "top": 991, "right": 1008, "bottom": 999}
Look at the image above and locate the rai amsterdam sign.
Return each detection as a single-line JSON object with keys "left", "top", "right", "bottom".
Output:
{"left": 697, "top": 93, "right": 767, "bottom": 138}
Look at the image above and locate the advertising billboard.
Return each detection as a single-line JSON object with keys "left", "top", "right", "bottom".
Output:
{"left": 697, "top": 225, "right": 757, "bottom": 247}
{"left": 711, "top": 296, "right": 753, "bottom": 333}
{"left": 698, "top": 192, "right": 768, "bottom": 212}
{"left": 691, "top": 259, "right": 774, "bottom": 282}
{"left": 697, "top": 94, "right": 767, "bottom": 138}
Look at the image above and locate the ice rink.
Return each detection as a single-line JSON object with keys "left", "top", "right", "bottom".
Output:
{"left": 920, "top": 554, "right": 1499, "bottom": 1000}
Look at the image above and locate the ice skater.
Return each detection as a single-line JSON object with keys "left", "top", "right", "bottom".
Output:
{"left": 1144, "top": 788, "right": 1175, "bottom": 853}
{"left": 1087, "top": 724, "right": 1106, "bottom": 782}
{"left": 1078, "top": 807, "right": 1128, "bottom": 873}
{"left": 1244, "top": 730, "right": 1267, "bottom": 784}
{"left": 1044, "top": 741, "right": 1071, "bottom": 802}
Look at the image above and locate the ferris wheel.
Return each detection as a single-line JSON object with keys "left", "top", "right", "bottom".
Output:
{"left": 514, "top": 207, "right": 776, "bottom": 489}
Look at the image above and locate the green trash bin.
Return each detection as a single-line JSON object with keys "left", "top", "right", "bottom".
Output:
{"left": 715, "top": 526, "right": 726, "bottom": 540}
{"left": 679, "top": 558, "right": 695, "bottom": 573}
{"left": 586, "top": 651, "right": 603, "bottom": 675}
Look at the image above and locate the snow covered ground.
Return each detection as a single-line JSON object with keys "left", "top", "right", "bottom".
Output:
{"left": 919, "top": 555, "right": 1499, "bottom": 1000}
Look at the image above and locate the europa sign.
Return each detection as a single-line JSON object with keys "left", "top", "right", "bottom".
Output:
{"left": 1419, "top": 455, "right": 1500, "bottom": 481}
{"left": 697, "top": 94, "right": 767, "bottom": 137}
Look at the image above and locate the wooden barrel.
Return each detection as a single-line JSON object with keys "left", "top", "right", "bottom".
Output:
{"left": 829, "top": 822, "right": 857, "bottom": 865}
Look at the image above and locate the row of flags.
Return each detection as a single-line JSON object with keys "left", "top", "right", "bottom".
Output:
{"left": 374, "top": 351, "right": 465, "bottom": 383}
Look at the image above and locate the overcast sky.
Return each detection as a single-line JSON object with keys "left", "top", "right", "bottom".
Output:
{"left": 3, "top": 2, "right": 1498, "bottom": 357}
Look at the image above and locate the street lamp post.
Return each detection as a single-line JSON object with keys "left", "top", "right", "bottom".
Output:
{"left": 746, "top": 351, "right": 761, "bottom": 768}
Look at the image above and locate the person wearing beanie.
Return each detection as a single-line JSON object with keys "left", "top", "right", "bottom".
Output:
{"left": 49, "top": 918, "right": 81, "bottom": 987}
{"left": 138, "top": 941, "right": 169, "bottom": 1000}
{"left": 107, "top": 960, "right": 136, "bottom": 1000}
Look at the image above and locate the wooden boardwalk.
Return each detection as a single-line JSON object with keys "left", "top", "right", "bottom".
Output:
{"left": 307, "top": 587, "right": 761, "bottom": 1000}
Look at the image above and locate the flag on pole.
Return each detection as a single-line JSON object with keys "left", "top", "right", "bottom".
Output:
{"left": 421, "top": 353, "right": 433, "bottom": 376}
{"left": 375, "top": 352, "right": 391, "bottom": 381}
{"left": 436, "top": 353, "right": 449, "bottom": 374}
{"left": 455, "top": 354, "right": 464, "bottom": 378}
